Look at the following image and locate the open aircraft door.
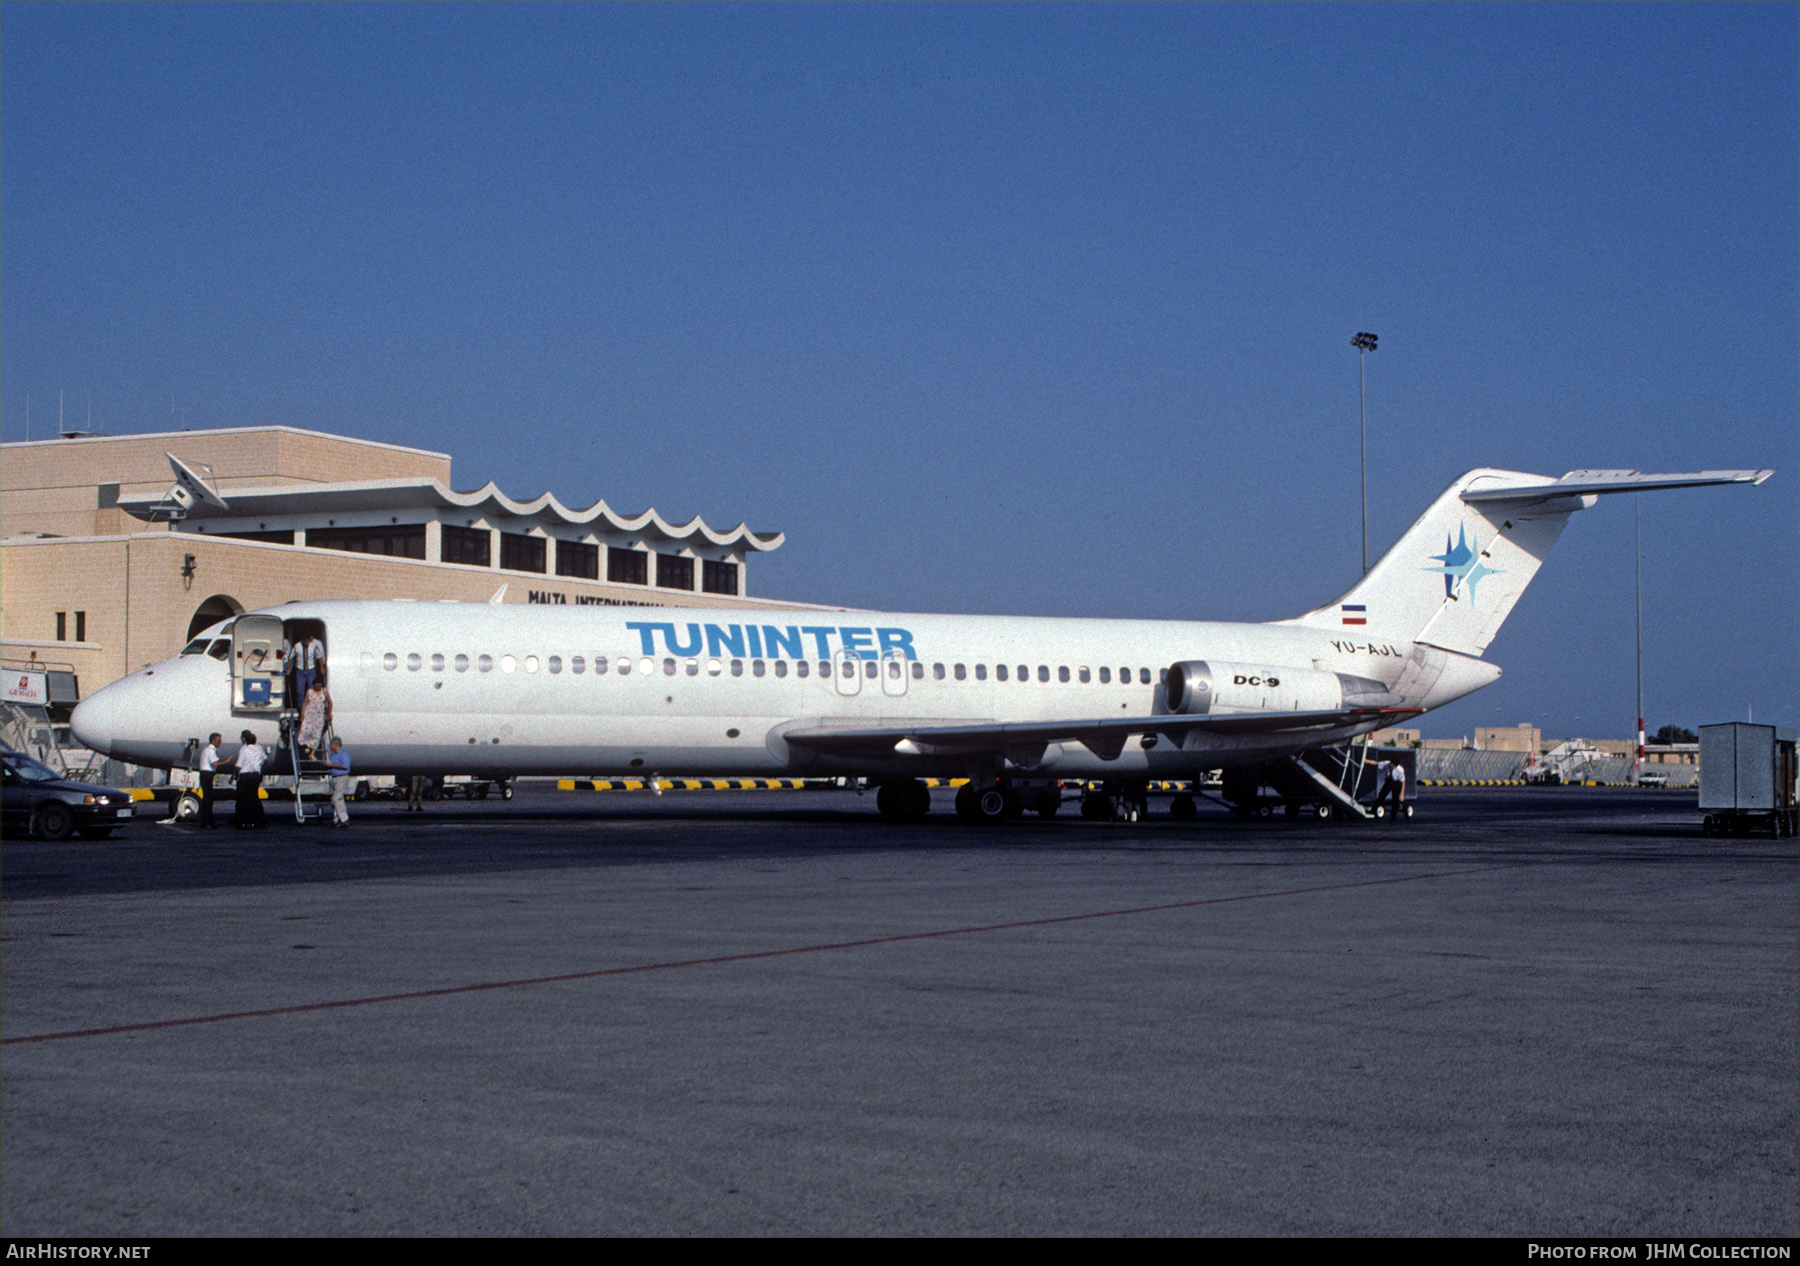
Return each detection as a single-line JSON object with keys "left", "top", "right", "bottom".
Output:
{"left": 231, "top": 614, "right": 287, "bottom": 712}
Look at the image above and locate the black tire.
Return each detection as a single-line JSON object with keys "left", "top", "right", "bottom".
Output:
{"left": 956, "top": 785, "right": 1010, "bottom": 824}
{"left": 877, "top": 780, "right": 931, "bottom": 823}
{"left": 464, "top": 784, "right": 477, "bottom": 799}
{"left": 1080, "top": 794, "right": 1113, "bottom": 821}
{"left": 500, "top": 783, "right": 513, "bottom": 800}
{"left": 476, "top": 783, "right": 490, "bottom": 799}
{"left": 1169, "top": 796, "right": 1197, "bottom": 821}
{"left": 176, "top": 793, "right": 202, "bottom": 821}
{"left": 34, "top": 802, "right": 75, "bottom": 842}
{"left": 1314, "top": 802, "right": 1334, "bottom": 822}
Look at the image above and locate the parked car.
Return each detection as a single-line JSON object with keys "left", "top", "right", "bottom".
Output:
{"left": 1, "top": 748, "right": 136, "bottom": 840}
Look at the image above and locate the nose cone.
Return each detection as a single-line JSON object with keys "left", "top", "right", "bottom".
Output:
{"left": 70, "top": 688, "right": 120, "bottom": 757}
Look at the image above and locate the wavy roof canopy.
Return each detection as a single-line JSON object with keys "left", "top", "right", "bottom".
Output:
{"left": 118, "top": 477, "right": 784, "bottom": 551}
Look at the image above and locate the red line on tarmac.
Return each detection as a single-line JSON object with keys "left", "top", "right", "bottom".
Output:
{"left": 4, "top": 864, "right": 1515, "bottom": 1045}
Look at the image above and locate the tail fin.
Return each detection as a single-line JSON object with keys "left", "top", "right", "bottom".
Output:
{"left": 1283, "top": 467, "right": 1773, "bottom": 656}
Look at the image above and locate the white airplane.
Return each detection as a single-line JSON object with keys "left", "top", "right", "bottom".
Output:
{"left": 71, "top": 466, "right": 1770, "bottom": 822}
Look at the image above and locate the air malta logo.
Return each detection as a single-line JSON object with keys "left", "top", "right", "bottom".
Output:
{"left": 1425, "top": 524, "right": 1503, "bottom": 601}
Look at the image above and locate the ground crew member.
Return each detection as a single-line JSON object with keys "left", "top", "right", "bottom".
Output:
{"left": 232, "top": 730, "right": 267, "bottom": 829}
{"left": 1380, "top": 759, "right": 1408, "bottom": 817}
{"left": 195, "top": 732, "right": 223, "bottom": 828}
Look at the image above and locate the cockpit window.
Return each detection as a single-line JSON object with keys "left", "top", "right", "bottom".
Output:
{"left": 181, "top": 638, "right": 210, "bottom": 656}
{"left": 208, "top": 639, "right": 231, "bottom": 660}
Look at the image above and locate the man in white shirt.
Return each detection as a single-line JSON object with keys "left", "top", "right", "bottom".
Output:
{"left": 195, "top": 732, "right": 223, "bottom": 828}
{"left": 232, "top": 729, "right": 268, "bottom": 829}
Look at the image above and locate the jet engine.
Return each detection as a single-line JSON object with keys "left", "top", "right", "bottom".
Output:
{"left": 1164, "top": 660, "right": 1393, "bottom": 715}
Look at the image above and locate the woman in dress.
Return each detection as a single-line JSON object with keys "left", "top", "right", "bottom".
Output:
{"left": 298, "top": 679, "right": 332, "bottom": 758}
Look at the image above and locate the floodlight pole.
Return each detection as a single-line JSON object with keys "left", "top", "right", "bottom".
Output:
{"left": 1351, "top": 332, "right": 1378, "bottom": 574}
{"left": 1635, "top": 493, "right": 1644, "bottom": 783}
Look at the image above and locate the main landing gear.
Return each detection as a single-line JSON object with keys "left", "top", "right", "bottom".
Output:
{"left": 875, "top": 778, "right": 933, "bottom": 823}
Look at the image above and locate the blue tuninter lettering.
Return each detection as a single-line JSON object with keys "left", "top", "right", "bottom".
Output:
{"left": 839, "top": 627, "right": 876, "bottom": 659}
{"left": 800, "top": 626, "right": 837, "bottom": 659}
{"left": 875, "top": 628, "right": 918, "bottom": 660}
{"left": 625, "top": 622, "right": 666, "bottom": 655}
{"left": 746, "top": 625, "right": 763, "bottom": 658}
{"left": 705, "top": 624, "right": 745, "bottom": 657}
{"left": 666, "top": 622, "right": 704, "bottom": 655}
{"left": 763, "top": 625, "right": 803, "bottom": 659}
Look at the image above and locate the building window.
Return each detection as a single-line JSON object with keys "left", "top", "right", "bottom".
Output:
{"left": 656, "top": 554, "right": 694, "bottom": 590}
{"left": 75, "top": 612, "right": 86, "bottom": 642}
{"left": 442, "top": 525, "right": 492, "bottom": 567}
{"left": 500, "top": 532, "right": 546, "bottom": 574}
{"left": 55, "top": 612, "right": 66, "bottom": 642}
{"left": 556, "top": 540, "right": 599, "bottom": 580}
{"left": 608, "top": 547, "right": 648, "bottom": 585}
{"left": 307, "top": 523, "right": 427, "bottom": 559}
{"left": 702, "top": 559, "right": 739, "bottom": 595}
{"left": 216, "top": 529, "right": 295, "bottom": 544}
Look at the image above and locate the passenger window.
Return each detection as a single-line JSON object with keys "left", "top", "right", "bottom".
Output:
{"left": 819, "top": 660, "right": 832, "bottom": 678}
{"left": 455, "top": 654, "right": 470, "bottom": 672}
{"left": 975, "top": 664, "right": 987, "bottom": 681}
{"left": 1018, "top": 665, "right": 1028, "bottom": 682}
{"left": 547, "top": 656, "right": 562, "bottom": 674}
{"left": 753, "top": 660, "right": 765, "bottom": 677}
{"left": 384, "top": 652, "right": 398, "bottom": 671}
{"left": 775, "top": 660, "right": 788, "bottom": 678}
{"left": 431, "top": 653, "right": 446, "bottom": 672}
{"left": 707, "top": 658, "right": 723, "bottom": 676}
{"left": 594, "top": 656, "right": 607, "bottom": 675}
{"left": 863, "top": 661, "right": 876, "bottom": 679}
{"left": 1078, "top": 667, "right": 1090, "bottom": 683}
{"left": 997, "top": 665, "right": 1009, "bottom": 682}
{"left": 1139, "top": 667, "right": 1151, "bottom": 684}
{"left": 954, "top": 663, "right": 966, "bottom": 681}
{"left": 571, "top": 656, "right": 585, "bottom": 675}
{"left": 1038, "top": 666, "right": 1049, "bottom": 682}
{"left": 911, "top": 662, "right": 923, "bottom": 679}
{"left": 1058, "top": 666, "right": 1070, "bottom": 683}
{"left": 796, "top": 660, "right": 809, "bottom": 678}
{"left": 478, "top": 654, "right": 493, "bottom": 673}
{"left": 1159, "top": 667, "right": 1168, "bottom": 684}
{"left": 1099, "top": 667, "right": 1111, "bottom": 684}
{"left": 684, "top": 659, "right": 698, "bottom": 677}
{"left": 662, "top": 658, "right": 676, "bottom": 676}
{"left": 640, "top": 657, "right": 654, "bottom": 675}
{"left": 524, "top": 656, "right": 540, "bottom": 674}
{"left": 730, "top": 659, "right": 743, "bottom": 677}
{"left": 933, "top": 663, "right": 946, "bottom": 680}
{"left": 1119, "top": 667, "right": 1129, "bottom": 682}
{"left": 407, "top": 653, "right": 422, "bottom": 672}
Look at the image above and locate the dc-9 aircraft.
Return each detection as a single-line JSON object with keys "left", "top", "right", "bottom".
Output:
{"left": 70, "top": 466, "right": 1769, "bottom": 822}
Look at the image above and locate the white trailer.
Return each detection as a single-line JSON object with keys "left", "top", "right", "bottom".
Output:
{"left": 1698, "top": 723, "right": 1797, "bottom": 837}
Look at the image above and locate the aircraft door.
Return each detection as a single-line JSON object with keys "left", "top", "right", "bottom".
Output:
{"left": 231, "top": 614, "right": 287, "bottom": 712}
{"left": 833, "top": 649, "right": 862, "bottom": 697}
{"left": 881, "top": 650, "right": 909, "bottom": 697}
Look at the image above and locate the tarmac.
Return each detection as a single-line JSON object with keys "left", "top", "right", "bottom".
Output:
{"left": 2, "top": 785, "right": 1794, "bottom": 1236}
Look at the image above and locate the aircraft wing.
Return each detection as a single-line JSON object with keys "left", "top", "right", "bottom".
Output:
{"left": 782, "top": 706, "right": 1422, "bottom": 762}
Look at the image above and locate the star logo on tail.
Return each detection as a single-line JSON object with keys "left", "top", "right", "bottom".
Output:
{"left": 1424, "top": 524, "right": 1503, "bottom": 601}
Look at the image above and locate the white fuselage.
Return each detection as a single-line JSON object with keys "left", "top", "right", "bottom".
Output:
{"left": 71, "top": 600, "right": 1498, "bottom": 778}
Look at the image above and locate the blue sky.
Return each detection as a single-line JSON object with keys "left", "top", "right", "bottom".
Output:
{"left": 5, "top": 2, "right": 1795, "bottom": 737}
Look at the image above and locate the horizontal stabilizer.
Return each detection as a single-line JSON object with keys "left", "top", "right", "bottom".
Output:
{"left": 1461, "top": 469, "right": 1772, "bottom": 504}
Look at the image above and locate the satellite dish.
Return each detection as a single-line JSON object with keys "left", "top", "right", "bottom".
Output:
{"left": 166, "top": 453, "right": 230, "bottom": 511}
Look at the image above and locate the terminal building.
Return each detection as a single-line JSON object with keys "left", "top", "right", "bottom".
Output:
{"left": 2, "top": 426, "right": 801, "bottom": 707}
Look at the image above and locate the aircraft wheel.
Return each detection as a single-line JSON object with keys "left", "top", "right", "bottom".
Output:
{"left": 1314, "top": 802, "right": 1334, "bottom": 822}
{"left": 176, "top": 793, "right": 202, "bottom": 821}
{"left": 956, "top": 785, "right": 1011, "bottom": 824}
{"left": 1402, "top": 803, "right": 1415, "bottom": 820}
{"left": 34, "top": 802, "right": 75, "bottom": 842}
{"left": 1371, "top": 803, "right": 1387, "bottom": 820}
{"left": 1001, "top": 786, "right": 1023, "bottom": 820}
{"left": 1256, "top": 804, "right": 1275, "bottom": 820}
{"left": 1080, "top": 794, "right": 1113, "bottom": 821}
{"left": 1169, "top": 796, "right": 1197, "bottom": 821}
{"left": 876, "top": 783, "right": 904, "bottom": 821}
{"left": 500, "top": 783, "right": 513, "bottom": 800}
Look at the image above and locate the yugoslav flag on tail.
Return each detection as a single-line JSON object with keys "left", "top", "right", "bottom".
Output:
{"left": 1284, "top": 467, "right": 1772, "bottom": 657}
